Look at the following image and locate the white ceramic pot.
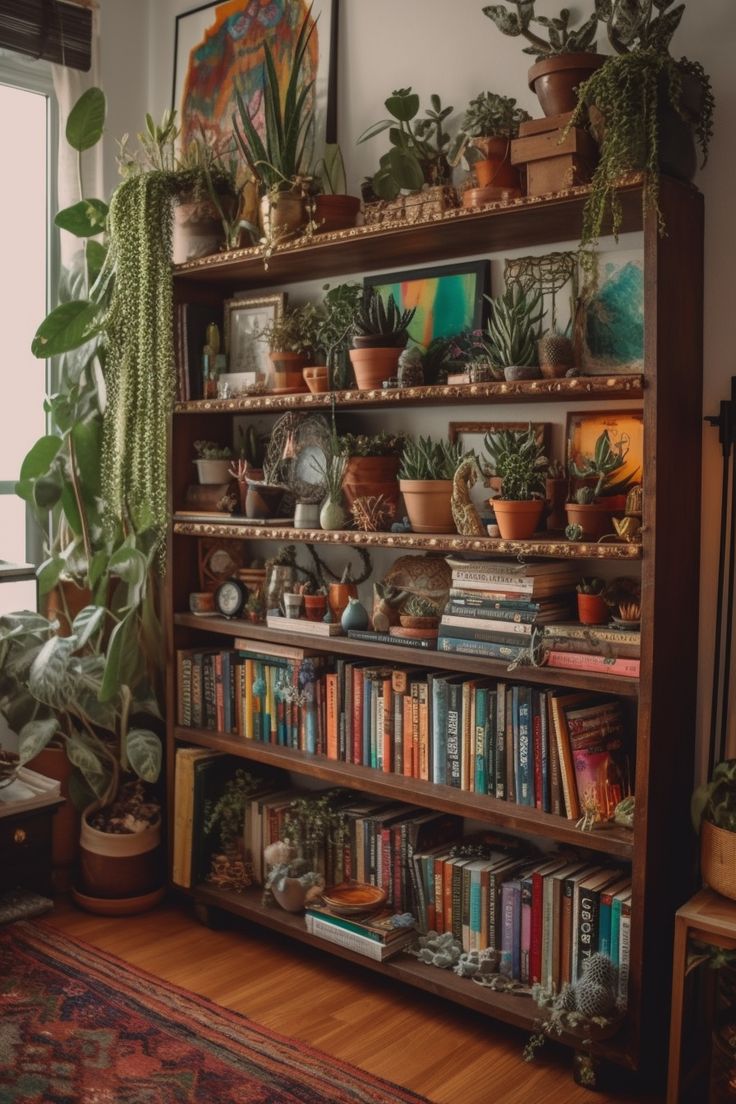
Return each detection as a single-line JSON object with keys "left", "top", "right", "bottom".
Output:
{"left": 195, "top": 459, "right": 232, "bottom": 484}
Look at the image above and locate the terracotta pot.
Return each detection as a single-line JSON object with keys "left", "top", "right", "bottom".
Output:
{"left": 528, "top": 51, "right": 605, "bottom": 117}
{"left": 313, "top": 194, "right": 361, "bottom": 233}
{"left": 349, "top": 347, "right": 402, "bottom": 390}
{"left": 472, "top": 137, "right": 520, "bottom": 191}
{"left": 491, "top": 498, "right": 545, "bottom": 540}
{"left": 565, "top": 502, "right": 615, "bottom": 540}
{"left": 343, "top": 455, "right": 401, "bottom": 514}
{"left": 78, "top": 805, "right": 163, "bottom": 905}
{"left": 44, "top": 581, "right": 92, "bottom": 636}
{"left": 260, "top": 191, "right": 306, "bottom": 239}
{"left": 172, "top": 196, "right": 226, "bottom": 264}
{"left": 577, "top": 592, "right": 609, "bottom": 625}
{"left": 27, "top": 744, "right": 79, "bottom": 892}
{"left": 245, "top": 482, "right": 284, "bottom": 520}
{"left": 399, "top": 478, "right": 455, "bottom": 534}
{"left": 546, "top": 477, "right": 569, "bottom": 531}
{"left": 303, "top": 365, "right": 329, "bottom": 393}
{"left": 303, "top": 594, "right": 327, "bottom": 621}
{"left": 195, "top": 458, "right": 232, "bottom": 484}
{"left": 328, "top": 581, "right": 357, "bottom": 623}
{"left": 270, "top": 351, "right": 309, "bottom": 393}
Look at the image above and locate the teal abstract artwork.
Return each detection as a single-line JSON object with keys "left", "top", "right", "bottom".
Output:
{"left": 582, "top": 254, "right": 644, "bottom": 375}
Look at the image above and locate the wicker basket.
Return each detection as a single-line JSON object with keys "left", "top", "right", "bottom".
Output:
{"left": 702, "top": 819, "right": 736, "bottom": 901}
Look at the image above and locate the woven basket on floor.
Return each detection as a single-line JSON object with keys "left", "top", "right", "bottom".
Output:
{"left": 702, "top": 819, "right": 736, "bottom": 901}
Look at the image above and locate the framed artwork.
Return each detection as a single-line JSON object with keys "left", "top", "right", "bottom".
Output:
{"left": 363, "top": 261, "right": 490, "bottom": 354}
{"left": 566, "top": 409, "right": 644, "bottom": 496}
{"left": 224, "top": 293, "right": 285, "bottom": 377}
{"left": 172, "top": 0, "right": 338, "bottom": 156}
{"left": 448, "top": 421, "right": 550, "bottom": 517}
{"left": 578, "top": 250, "right": 644, "bottom": 375}
{"left": 198, "top": 540, "right": 245, "bottom": 591}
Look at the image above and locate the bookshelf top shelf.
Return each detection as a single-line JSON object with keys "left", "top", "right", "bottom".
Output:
{"left": 172, "top": 179, "right": 647, "bottom": 292}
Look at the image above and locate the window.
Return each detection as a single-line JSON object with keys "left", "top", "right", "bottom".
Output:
{"left": 0, "top": 53, "right": 55, "bottom": 612}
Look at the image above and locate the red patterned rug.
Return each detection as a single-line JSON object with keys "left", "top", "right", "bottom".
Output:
{"left": 0, "top": 922, "right": 431, "bottom": 1103}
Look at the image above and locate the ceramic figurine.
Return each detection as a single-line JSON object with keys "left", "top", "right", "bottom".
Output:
{"left": 451, "top": 456, "right": 486, "bottom": 537}
{"left": 341, "top": 596, "right": 370, "bottom": 632}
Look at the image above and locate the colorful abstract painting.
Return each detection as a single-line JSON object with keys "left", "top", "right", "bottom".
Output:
{"left": 172, "top": 0, "right": 334, "bottom": 157}
{"left": 364, "top": 262, "right": 490, "bottom": 353}
{"left": 580, "top": 250, "right": 645, "bottom": 375}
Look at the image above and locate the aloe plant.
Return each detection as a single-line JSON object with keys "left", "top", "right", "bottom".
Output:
{"left": 483, "top": 285, "right": 544, "bottom": 369}
{"left": 483, "top": 425, "right": 548, "bottom": 500}
{"left": 399, "top": 436, "right": 465, "bottom": 481}
{"left": 569, "top": 429, "right": 629, "bottom": 499}
{"left": 353, "top": 288, "right": 416, "bottom": 347}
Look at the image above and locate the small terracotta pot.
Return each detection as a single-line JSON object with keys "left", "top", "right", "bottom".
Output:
{"left": 472, "top": 137, "right": 520, "bottom": 191}
{"left": 303, "top": 365, "right": 329, "bottom": 393}
{"left": 260, "top": 192, "right": 306, "bottom": 239}
{"left": 491, "top": 498, "right": 544, "bottom": 540}
{"left": 313, "top": 194, "right": 361, "bottom": 233}
{"left": 245, "top": 482, "right": 284, "bottom": 520}
{"left": 349, "top": 346, "right": 402, "bottom": 390}
{"left": 270, "top": 351, "right": 309, "bottom": 393}
{"left": 303, "top": 594, "right": 327, "bottom": 621}
{"left": 343, "top": 455, "right": 401, "bottom": 514}
{"left": 328, "top": 581, "right": 357, "bottom": 623}
{"left": 577, "top": 592, "right": 609, "bottom": 626}
{"left": 399, "top": 478, "right": 455, "bottom": 534}
{"left": 528, "top": 51, "right": 605, "bottom": 117}
{"left": 565, "top": 502, "right": 614, "bottom": 540}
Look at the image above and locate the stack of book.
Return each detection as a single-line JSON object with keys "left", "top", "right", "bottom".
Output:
{"left": 542, "top": 622, "right": 641, "bottom": 679}
{"left": 438, "top": 557, "right": 576, "bottom": 661}
{"left": 305, "top": 905, "right": 417, "bottom": 961}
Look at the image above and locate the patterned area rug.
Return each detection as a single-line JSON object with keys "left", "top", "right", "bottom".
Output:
{"left": 0, "top": 922, "right": 431, "bottom": 1104}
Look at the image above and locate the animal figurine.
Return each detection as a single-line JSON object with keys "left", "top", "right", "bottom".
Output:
{"left": 451, "top": 456, "right": 485, "bottom": 537}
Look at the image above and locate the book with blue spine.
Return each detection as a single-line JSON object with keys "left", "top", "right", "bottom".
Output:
{"left": 437, "top": 636, "right": 522, "bottom": 661}
{"left": 474, "top": 686, "right": 488, "bottom": 794}
{"left": 430, "top": 673, "right": 449, "bottom": 786}
{"left": 486, "top": 690, "right": 497, "bottom": 799}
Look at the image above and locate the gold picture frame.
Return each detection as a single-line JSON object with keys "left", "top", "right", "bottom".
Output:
{"left": 565, "top": 409, "right": 644, "bottom": 497}
{"left": 448, "top": 421, "right": 551, "bottom": 515}
{"left": 224, "top": 293, "right": 286, "bottom": 382}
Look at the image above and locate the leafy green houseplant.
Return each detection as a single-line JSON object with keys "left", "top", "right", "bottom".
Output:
{"left": 349, "top": 288, "right": 417, "bottom": 391}
{"left": 483, "top": 285, "right": 544, "bottom": 380}
{"left": 569, "top": 0, "right": 715, "bottom": 245}
{"left": 259, "top": 303, "right": 322, "bottom": 390}
{"left": 483, "top": 3, "right": 602, "bottom": 116}
{"left": 449, "top": 91, "right": 531, "bottom": 190}
{"left": 315, "top": 282, "right": 363, "bottom": 390}
{"left": 692, "top": 760, "right": 736, "bottom": 901}
{"left": 483, "top": 425, "right": 548, "bottom": 539}
{"left": 566, "top": 429, "right": 630, "bottom": 539}
{"left": 398, "top": 436, "right": 465, "bottom": 535}
{"left": 358, "top": 89, "right": 454, "bottom": 200}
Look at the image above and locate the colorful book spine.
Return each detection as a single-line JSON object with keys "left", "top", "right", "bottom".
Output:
{"left": 545, "top": 651, "right": 640, "bottom": 678}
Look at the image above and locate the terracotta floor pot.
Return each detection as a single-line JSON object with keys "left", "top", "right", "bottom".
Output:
{"left": 270, "top": 352, "right": 309, "bottom": 393}
{"left": 303, "top": 365, "right": 329, "bottom": 393}
{"left": 27, "top": 745, "right": 79, "bottom": 893}
{"left": 472, "top": 138, "right": 520, "bottom": 191}
{"left": 577, "top": 592, "right": 609, "bottom": 625}
{"left": 343, "top": 455, "right": 401, "bottom": 514}
{"left": 78, "top": 806, "right": 163, "bottom": 904}
{"left": 492, "top": 498, "right": 544, "bottom": 540}
{"left": 399, "top": 479, "right": 455, "bottom": 534}
{"left": 349, "top": 347, "right": 401, "bottom": 390}
{"left": 172, "top": 196, "right": 225, "bottom": 264}
{"left": 565, "top": 502, "right": 614, "bottom": 540}
{"left": 528, "top": 51, "right": 605, "bottom": 117}
{"left": 260, "top": 192, "right": 306, "bottom": 239}
{"left": 313, "top": 194, "right": 361, "bottom": 233}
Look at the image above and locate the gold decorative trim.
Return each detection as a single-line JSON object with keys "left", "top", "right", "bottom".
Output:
{"left": 171, "top": 519, "right": 643, "bottom": 559}
{"left": 174, "top": 375, "right": 644, "bottom": 415}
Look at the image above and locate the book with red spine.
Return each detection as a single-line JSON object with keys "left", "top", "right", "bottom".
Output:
{"left": 352, "top": 665, "right": 365, "bottom": 765}
{"left": 545, "top": 650, "right": 640, "bottom": 678}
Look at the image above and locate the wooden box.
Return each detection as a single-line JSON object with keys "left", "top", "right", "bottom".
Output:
{"left": 363, "top": 185, "right": 459, "bottom": 227}
{"left": 511, "top": 112, "right": 598, "bottom": 197}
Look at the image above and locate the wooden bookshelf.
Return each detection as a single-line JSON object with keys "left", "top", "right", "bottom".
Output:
{"left": 165, "top": 177, "right": 704, "bottom": 1080}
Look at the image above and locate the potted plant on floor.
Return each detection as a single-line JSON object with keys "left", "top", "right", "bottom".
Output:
{"left": 483, "top": 284, "right": 545, "bottom": 381}
{"left": 483, "top": 424, "right": 548, "bottom": 540}
{"left": 313, "top": 144, "right": 361, "bottom": 232}
{"left": 576, "top": 577, "right": 609, "bottom": 624}
{"left": 449, "top": 90, "right": 530, "bottom": 197}
{"left": 349, "top": 289, "right": 416, "bottom": 390}
{"left": 569, "top": 0, "right": 715, "bottom": 245}
{"left": 399, "top": 436, "right": 465, "bottom": 534}
{"left": 483, "top": 2, "right": 602, "bottom": 116}
{"left": 692, "top": 760, "right": 736, "bottom": 902}
{"left": 260, "top": 304, "right": 322, "bottom": 392}
{"left": 566, "top": 429, "right": 628, "bottom": 539}
{"left": 194, "top": 440, "right": 233, "bottom": 484}
{"left": 340, "top": 432, "right": 405, "bottom": 516}
{"left": 357, "top": 88, "right": 455, "bottom": 200}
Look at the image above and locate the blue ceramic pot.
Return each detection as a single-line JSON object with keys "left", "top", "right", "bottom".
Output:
{"left": 340, "top": 597, "right": 369, "bottom": 632}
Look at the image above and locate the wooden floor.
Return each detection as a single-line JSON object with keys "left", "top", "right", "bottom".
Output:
{"left": 46, "top": 899, "right": 662, "bottom": 1104}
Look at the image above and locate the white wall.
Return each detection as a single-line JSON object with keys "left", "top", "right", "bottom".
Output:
{"left": 98, "top": 0, "right": 736, "bottom": 774}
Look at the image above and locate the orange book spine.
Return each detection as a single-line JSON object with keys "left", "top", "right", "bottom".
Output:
{"left": 403, "top": 695, "right": 414, "bottom": 778}
{"left": 325, "top": 672, "right": 338, "bottom": 759}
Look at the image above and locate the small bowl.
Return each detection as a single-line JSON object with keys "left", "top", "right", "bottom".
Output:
{"left": 399, "top": 613, "right": 440, "bottom": 629}
{"left": 611, "top": 616, "right": 640, "bottom": 632}
{"left": 321, "top": 882, "right": 387, "bottom": 915}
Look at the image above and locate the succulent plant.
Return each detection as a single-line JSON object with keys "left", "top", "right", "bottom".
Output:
{"left": 353, "top": 288, "right": 416, "bottom": 347}
{"left": 399, "top": 436, "right": 465, "bottom": 481}
{"left": 576, "top": 576, "right": 605, "bottom": 595}
{"left": 483, "top": 425, "right": 548, "bottom": 501}
{"left": 448, "top": 91, "right": 531, "bottom": 166}
{"left": 575, "top": 486, "right": 596, "bottom": 505}
{"left": 483, "top": 2, "right": 599, "bottom": 61}
{"left": 194, "top": 440, "right": 232, "bottom": 460}
{"left": 570, "top": 429, "right": 629, "bottom": 499}
{"left": 483, "top": 285, "right": 544, "bottom": 369}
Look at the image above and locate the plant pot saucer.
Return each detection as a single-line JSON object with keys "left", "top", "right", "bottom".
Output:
{"left": 611, "top": 616, "right": 640, "bottom": 632}
{"left": 71, "top": 884, "right": 165, "bottom": 916}
{"left": 268, "top": 386, "right": 309, "bottom": 395}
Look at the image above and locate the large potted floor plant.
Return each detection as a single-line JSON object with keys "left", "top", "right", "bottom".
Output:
{"left": 349, "top": 289, "right": 416, "bottom": 390}
{"left": 398, "top": 436, "right": 464, "bottom": 534}
{"left": 483, "top": 2, "right": 603, "bottom": 116}
{"left": 483, "top": 425, "right": 548, "bottom": 540}
{"left": 692, "top": 761, "right": 736, "bottom": 902}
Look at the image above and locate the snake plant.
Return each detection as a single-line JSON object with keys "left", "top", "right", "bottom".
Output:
{"left": 399, "top": 436, "right": 465, "bottom": 481}
{"left": 484, "top": 284, "right": 544, "bottom": 369}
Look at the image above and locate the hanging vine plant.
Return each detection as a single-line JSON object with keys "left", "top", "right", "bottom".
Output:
{"left": 101, "top": 170, "right": 178, "bottom": 550}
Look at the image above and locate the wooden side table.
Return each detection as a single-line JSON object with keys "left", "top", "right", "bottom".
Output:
{"left": 0, "top": 799, "right": 65, "bottom": 898}
{"left": 668, "top": 888, "right": 736, "bottom": 1103}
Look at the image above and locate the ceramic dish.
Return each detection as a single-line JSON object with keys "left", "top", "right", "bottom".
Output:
{"left": 320, "top": 882, "right": 388, "bottom": 915}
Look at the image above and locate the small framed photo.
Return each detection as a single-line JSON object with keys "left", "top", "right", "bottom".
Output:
{"left": 224, "top": 294, "right": 286, "bottom": 383}
{"left": 363, "top": 260, "right": 490, "bottom": 353}
{"left": 448, "top": 421, "right": 551, "bottom": 516}
{"left": 565, "top": 409, "right": 644, "bottom": 497}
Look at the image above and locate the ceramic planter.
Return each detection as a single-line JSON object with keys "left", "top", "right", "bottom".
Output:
{"left": 319, "top": 498, "right": 347, "bottom": 531}
{"left": 528, "top": 51, "right": 605, "bottom": 117}
{"left": 271, "top": 876, "right": 309, "bottom": 912}
{"left": 349, "top": 347, "right": 402, "bottom": 390}
{"left": 303, "top": 365, "right": 329, "bottom": 393}
{"left": 294, "top": 502, "right": 320, "bottom": 529}
{"left": 577, "top": 592, "right": 609, "bottom": 625}
{"left": 77, "top": 805, "right": 163, "bottom": 912}
{"left": 245, "top": 482, "right": 284, "bottom": 520}
{"left": 472, "top": 137, "right": 521, "bottom": 192}
{"left": 283, "top": 592, "right": 304, "bottom": 618}
{"left": 313, "top": 194, "right": 361, "bottom": 232}
{"left": 343, "top": 455, "right": 401, "bottom": 515}
{"left": 270, "top": 352, "right": 309, "bottom": 393}
{"left": 328, "top": 581, "right": 357, "bottom": 623}
{"left": 195, "top": 458, "right": 232, "bottom": 484}
{"left": 701, "top": 820, "right": 736, "bottom": 901}
{"left": 303, "top": 594, "right": 327, "bottom": 621}
{"left": 341, "top": 597, "right": 370, "bottom": 632}
{"left": 260, "top": 191, "right": 306, "bottom": 239}
{"left": 565, "top": 502, "right": 614, "bottom": 540}
{"left": 399, "top": 478, "right": 455, "bottom": 534}
{"left": 172, "top": 195, "right": 226, "bottom": 264}
{"left": 491, "top": 498, "right": 544, "bottom": 540}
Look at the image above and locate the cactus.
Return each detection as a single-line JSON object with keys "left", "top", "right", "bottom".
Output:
{"left": 353, "top": 288, "right": 416, "bottom": 347}
{"left": 483, "top": 284, "right": 544, "bottom": 369}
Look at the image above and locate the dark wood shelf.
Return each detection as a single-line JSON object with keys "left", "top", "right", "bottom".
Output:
{"left": 173, "top": 180, "right": 646, "bottom": 292}
{"left": 173, "top": 612, "right": 640, "bottom": 698}
{"left": 174, "top": 374, "right": 644, "bottom": 415}
{"left": 175, "top": 724, "right": 634, "bottom": 859}
{"left": 172, "top": 520, "right": 643, "bottom": 561}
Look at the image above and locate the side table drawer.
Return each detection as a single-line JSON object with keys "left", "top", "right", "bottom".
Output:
{"left": 0, "top": 811, "right": 53, "bottom": 853}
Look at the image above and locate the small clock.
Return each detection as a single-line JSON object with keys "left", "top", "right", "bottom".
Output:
{"left": 214, "top": 578, "right": 249, "bottom": 619}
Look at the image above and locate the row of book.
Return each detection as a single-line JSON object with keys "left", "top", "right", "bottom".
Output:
{"left": 176, "top": 640, "right": 633, "bottom": 823}
{"left": 438, "top": 558, "right": 640, "bottom": 679}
